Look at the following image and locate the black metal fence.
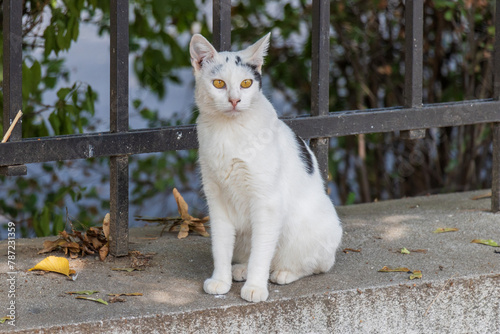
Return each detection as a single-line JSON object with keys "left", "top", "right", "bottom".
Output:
{"left": 1, "top": 0, "right": 500, "bottom": 256}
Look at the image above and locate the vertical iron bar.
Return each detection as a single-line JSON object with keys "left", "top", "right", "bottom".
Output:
{"left": 495, "top": 0, "right": 500, "bottom": 100}
{"left": 1, "top": 0, "right": 27, "bottom": 176}
{"left": 493, "top": 126, "right": 500, "bottom": 212}
{"left": 212, "top": 0, "right": 232, "bottom": 51}
{"left": 3, "top": 0, "right": 22, "bottom": 141}
{"left": 492, "top": 0, "right": 500, "bottom": 212}
{"left": 110, "top": 0, "right": 129, "bottom": 133}
{"left": 109, "top": 0, "right": 129, "bottom": 256}
{"left": 310, "top": 0, "right": 330, "bottom": 183}
{"left": 110, "top": 155, "right": 129, "bottom": 254}
{"left": 401, "top": 0, "right": 425, "bottom": 140}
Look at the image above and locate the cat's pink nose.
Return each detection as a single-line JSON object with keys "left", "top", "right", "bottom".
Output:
{"left": 229, "top": 98, "right": 241, "bottom": 108}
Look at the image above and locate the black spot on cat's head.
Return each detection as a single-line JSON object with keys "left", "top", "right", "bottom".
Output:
{"left": 226, "top": 57, "right": 229, "bottom": 63}
{"left": 235, "top": 56, "right": 242, "bottom": 65}
{"left": 245, "top": 64, "right": 262, "bottom": 90}
{"left": 211, "top": 64, "right": 223, "bottom": 75}
{"left": 295, "top": 134, "right": 314, "bottom": 175}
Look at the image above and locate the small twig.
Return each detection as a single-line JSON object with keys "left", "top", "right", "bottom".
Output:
{"left": 1, "top": 110, "right": 23, "bottom": 143}
{"left": 471, "top": 192, "right": 492, "bottom": 200}
{"left": 423, "top": 273, "right": 457, "bottom": 317}
{"left": 135, "top": 216, "right": 182, "bottom": 223}
{"left": 135, "top": 216, "right": 184, "bottom": 237}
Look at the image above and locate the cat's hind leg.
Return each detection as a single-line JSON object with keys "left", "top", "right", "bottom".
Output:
{"left": 232, "top": 263, "right": 248, "bottom": 281}
{"left": 269, "top": 270, "right": 302, "bottom": 285}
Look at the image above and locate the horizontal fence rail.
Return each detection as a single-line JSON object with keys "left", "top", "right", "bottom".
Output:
{"left": 1, "top": 99, "right": 499, "bottom": 166}
{"left": 2, "top": 0, "right": 500, "bottom": 255}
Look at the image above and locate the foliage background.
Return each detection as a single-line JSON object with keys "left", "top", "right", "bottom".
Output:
{"left": 0, "top": 0, "right": 495, "bottom": 238}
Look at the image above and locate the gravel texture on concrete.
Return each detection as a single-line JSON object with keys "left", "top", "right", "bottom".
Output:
{"left": 1, "top": 190, "right": 499, "bottom": 333}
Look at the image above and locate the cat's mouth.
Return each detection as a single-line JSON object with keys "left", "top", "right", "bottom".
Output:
{"left": 224, "top": 107, "right": 242, "bottom": 115}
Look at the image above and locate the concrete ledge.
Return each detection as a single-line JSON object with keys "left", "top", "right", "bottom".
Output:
{"left": 1, "top": 190, "right": 499, "bottom": 333}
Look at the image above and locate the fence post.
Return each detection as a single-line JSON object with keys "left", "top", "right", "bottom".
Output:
{"left": 0, "top": 0, "right": 26, "bottom": 176}
{"left": 310, "top": 0, "right": 330, "bottom": 184}
{"left": 492, "top": 0, "right": 500, "bottom": 213}
{"left": 109, "top": 0, "right": 129, "bottom": 256}
{"left": 401, "top": 0, "right": 425, "bottom": 140}
{"left": 213, "top": 0, "right": 231, "bottom": 52}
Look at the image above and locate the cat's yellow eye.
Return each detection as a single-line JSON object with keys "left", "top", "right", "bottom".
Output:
{"left": 213, "top": 79, "right": 226, "bottom": 89}
{"left": 241, "top": 79, "right": 253, "bottom": 89}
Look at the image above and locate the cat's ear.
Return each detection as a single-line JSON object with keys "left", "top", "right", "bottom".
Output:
{"left": 239, "top": 33, "right": 271, "bottom": 73}
{"left": 190, "top": 34, "right": 218, "bottom": 72}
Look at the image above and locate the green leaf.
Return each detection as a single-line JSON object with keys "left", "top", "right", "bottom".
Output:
{"left": 433, "top": 228, "right": 459, "bottom": 233}
{"left": 409, "top": 270, "right": 422, "bottom": 280}
{"left": 471, "top": 239, "right": 500, "bottom": 247}
{"left": 34, "top": 206, "right": 52, "bottom": 237}
{"left": 400, "top": 247, "right": 410, "bottom": 254}
{"left": 49, "top": 111, "right": 62, "bottom": 135}
{"left": 0, "top": 316, "right": 11, "bottom": 324}
{"left": 43, "top": 25, "right": 57, "bottom": 57}
{"left": 444, "top": 10, "right": 453, "bottom": 22}
{"left": 22, "top": 62, "right": 31, "bottom": 99}
{"left": 75, "top": 296, "right": 108, "bottom": 305}
{"left": 52, "top": 213, "right": 65, "bottom": 235}
{"left": 57, "top": 87, "right": 72, "bottom": 100}
{"left": 31, "top": 60, "right": 42, "bottom": 91}
{"left": 345, "top": 192, "right": 356, "bottom": 205}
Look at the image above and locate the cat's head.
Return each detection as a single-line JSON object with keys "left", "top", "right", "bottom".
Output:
{"left": 189, "top": 33, "right": 270, "bottom": 117}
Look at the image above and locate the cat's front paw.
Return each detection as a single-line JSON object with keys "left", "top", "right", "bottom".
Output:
{"left": 241, "top": 284, "right": 269, "bottom": 302}
{"left": 204, "top": 278, "right": 231, "bottom": 295}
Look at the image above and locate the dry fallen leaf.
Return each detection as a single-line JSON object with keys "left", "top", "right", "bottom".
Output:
{"left": 135, "top": 190, "right": 209, "bottom": 239}
{"left": 378, "top": 266, "right": 411, "bottom": 273}
{"left": 0, "top": 316, "right": 11, "bottom": 324}
{"left": 379, "top": 266, "right": 422, "bottom": 280}
{"left": 109, "top": 296, "right": 126, "bottom": 303}
{"left": 28, "top": 256, "right": 75, "bottom": 276}
{"left": 172, "top": 188, "right": 210, "bottom": 239}
{"left": 99, "top": 244, "right": 109, "bottom": 261}
{"left": 129, "top": 250, "right": 155, "bottom": 268}
{"left": 173, "top": 188, "right": 191, "bottom": 221}
{"left": 102, "top": 213, "right": 110, "bottom": 240}
{"left": 409, "top": 249, "right": 428, "bottom": 254}
{"left": 36, "top": 213, "right": 111, "bottom": 260}
{"left": 410, "top": 270, "right": 422, "bottom": 280}
{"left": 433, "top": 228, "right": 459, "bottom": 233}
{"left": 343, "top": 248, "right": 362, "bottom": 253}
{"left": 107, "top": 292, "right": 142, "bottom": 303}
{"left": 66, "top": 290, "right": 99, "bottom": 295}
{"left": 38, "top": 239, "right": 78, "bottom": 254}
{"left": 471, "top": 239, "right": 500, "bottom": 247}
{"left": 76, "top": 296, "right": 108, "bottom": 305}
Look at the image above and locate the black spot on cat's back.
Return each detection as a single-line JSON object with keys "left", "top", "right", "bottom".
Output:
{"left": 295, "top": 134, "right": 314, "bottom": 175}
{"left": 226, "top": 57, "right": 229, "bottom": 63}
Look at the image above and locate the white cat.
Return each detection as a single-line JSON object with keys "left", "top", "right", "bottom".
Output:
{"left": 189, "top": 33, "right": 342, "bottom": 303}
